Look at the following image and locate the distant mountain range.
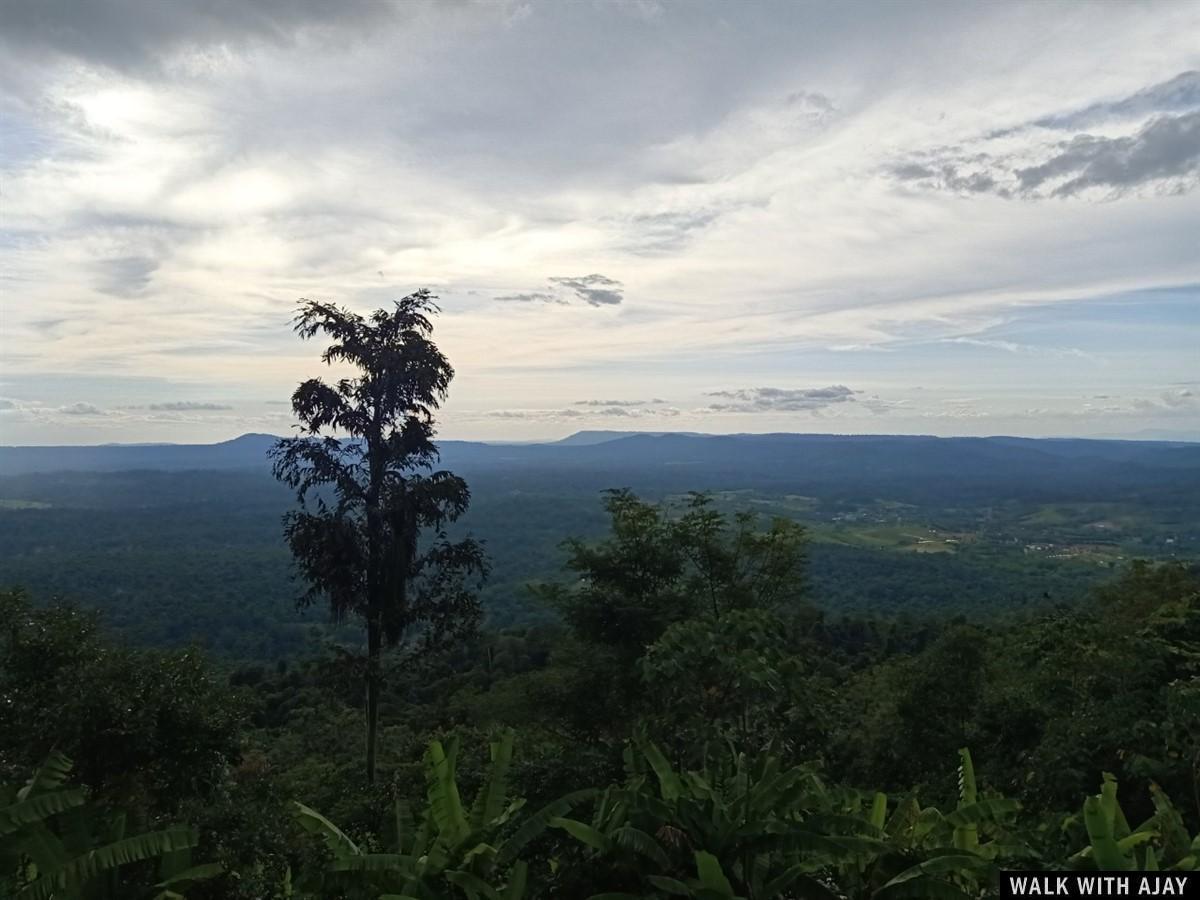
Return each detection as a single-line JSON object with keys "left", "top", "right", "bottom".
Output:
{"left": 2, "top": 431, "right": 1198, "bottom": 506}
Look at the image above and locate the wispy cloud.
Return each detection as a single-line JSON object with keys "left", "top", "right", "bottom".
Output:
{"left": 57, "top": 402, "right": 108, "bottom": 416}
{"left": 574, "top": 398, "right": 669, "bottom": 407}
{"left": 146, "top": 400, "right": 233, "bottom": 411}
{"left": 702, "top": 385, "right": 858, "bottom": 414}
{"left": 482, "top": 404, "right": 679, "bottom": 420}
{"left": 494, "top": 291, "right": 565, "bottom": 305}
{"left": 937, "top": 337, "right": 1094, "bottom": 359}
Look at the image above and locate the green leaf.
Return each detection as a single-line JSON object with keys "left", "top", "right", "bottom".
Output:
{"left": 293, "top": 801, "right": 361, "bottom": 858}
{"left": 1117, "top": 832, "right": 1156, "bottom": 852}
{"left": 1083, "top": 794, "right": 1129, "bottom": 871}
{"left": 647, "top": 875, "right": 692, "bottom": 895}
{"left": 17, "top": 753, "right": 73, "bottom": 802}
{"left": 957, "top": 749, "right": 977, "bottom": 807}
{"left": 610, "top": 825, "right": 669, "bottom": 868}
{"left": 504, "top": 860, "right": 528, "bottom": 900}
{"left": 17, "top": 826, "right": 199, "bottom": 900}
{"left": 1100, "top": 774, "right": 1132, "bottom": 840}
{"left": 0, "top": 789, "right": 87, "bottom": 837}
{"left": 496, "top": 789, "right": 597, "bottom": 867}
{"left": 694, "top": 851, "right": 735, "bottom": 898}
{"left": 445, "top": 868, "right": 502, "bottom": 900}
{"left": 881, "top": 853, "right": 990, "bottom": 889}
{"left": 870, "top": 792, "right": 889, "bottom": 831}
{"left": 641, "top": 741, "right": 683, "bottom": 802}
{"left": 471, "top": 728, "right": 515, "bottom": 831}
{"left": 426, "top": 737, "right": 470, "bottom": 847}
{"left": 394, "top": 797, "right": 416, "bottom": 854}
{"left": 550, "top": 817, "right": 611, "bottom": 852}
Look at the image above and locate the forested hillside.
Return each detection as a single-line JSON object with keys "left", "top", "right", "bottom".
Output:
{"left": 4, "top": 513, "right": 1199, "bottom": 898}
{"left": 1, "top": 432, "right": 1195, "bottom": 658}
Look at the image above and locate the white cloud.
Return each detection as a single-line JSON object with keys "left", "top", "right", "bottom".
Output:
{"left": 0, "top": 1, "right": 1197, "bottom": 442}
{"left": 147, "top": 401, "right": 233, "bottom": 411}
{"left": 57, "top": 402, "right": 107, "bottom": 416}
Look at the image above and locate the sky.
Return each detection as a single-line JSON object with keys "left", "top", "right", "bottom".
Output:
{"left": 1, "top": 0, "right": 1198, "bottom": 445}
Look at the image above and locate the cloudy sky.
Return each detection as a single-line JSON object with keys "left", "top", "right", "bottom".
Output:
{"left": 1, "top": 0, "right": 1198, "bottom": 445}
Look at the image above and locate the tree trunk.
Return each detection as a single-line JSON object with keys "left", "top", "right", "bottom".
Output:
{"left": 365, "top": 613, "right": 381, "bottom": 784}
{"left": 365, "top": 414, "right": 384, "bottom": 785}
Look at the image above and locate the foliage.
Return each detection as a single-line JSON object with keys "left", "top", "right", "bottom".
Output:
{"left": 1, "top": 753, "right": 221, "bottom": 900}
{"left": 0, "top": 589, "right": 243, "bottom": 818}
{"left": 539, "top": 490, "right": 807, "bottom": 654}
{"left": 529, "top": 491, "right": 809, "bottom": 746}
{"left": 1060, "top": 771, "right": 1200, "bottom": 872}
{"left": 291, "top": 728, "right": 594, "bottom": 898}
{"left": 640, "top": 609, "right": 830, "bottom": 760}
{"left": 549, "top": 740, "right": 1022, "bottom": 900}
{"left": 3, "top": 470, "right": 1200, "bottom": 899}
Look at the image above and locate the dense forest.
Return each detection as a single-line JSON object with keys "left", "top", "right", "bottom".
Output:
{"left": 3, "top": 296, "right": 1199, "bottom": 898}
{"left": 4, "top": 529, "right": 1200, "bottom": 898}
{"left": 1, "top": 440, "right": 1194, "bottom": 659}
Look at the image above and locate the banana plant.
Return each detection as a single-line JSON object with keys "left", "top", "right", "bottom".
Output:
{"left": 1, "top": 752, "right": 221, "bottom": 900}
{"left": 1067, "top": 774, "right": 1200, "bottom": 871}
{"left": 554, "top": 741, "right": 1022, "bottom": 900}
{"left": 293, "top": 728, "right": 594, "bottom": 899}
{"left": 550, "top": 738, "right": 863, "bottom": 899}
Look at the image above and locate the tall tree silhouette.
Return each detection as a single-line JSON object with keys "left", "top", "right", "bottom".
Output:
{"left": 271, "top": 290, "right": 487, "bottom": 783}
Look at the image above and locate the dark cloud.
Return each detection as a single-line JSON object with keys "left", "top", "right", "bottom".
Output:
{"left": 496, "top": 274, "right": 625, "bottom": 308}
{"left": 0, "top": 0, "right": 404, "bottom": 70}
{"left": 889, "top": 158, "right": 1011, "bottom": 196}
{"left": 57, "top": 402, "right": 106, "bottom": 416}
{"left": 892, "top": 71, "right": 1200, "bottom": 200}
{"left": 494, "top": 292, "right": 566, "bottom": 305}
{"left": 891, "top": 163, "right": 936, "bottom": 181}
{"left": 1016, "top": 111, "right": 1200, "bottom": 197}
{"left": 95, "top": 256, "right": 159, "bottom": 298}
{"left": 892, "top": 108, "right": 1200, "bottom": 199}
{"left": 548, "top": 274, "right": 624, "bottom": 307}
{"left": 1034, "top": 70, "right": 1200, "bottom": 130}
{"left": 147, "top": 401, "right": 233, "bottom": 411}
{"left": 703, "top": 385, "right": 858, "bottom": 413}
